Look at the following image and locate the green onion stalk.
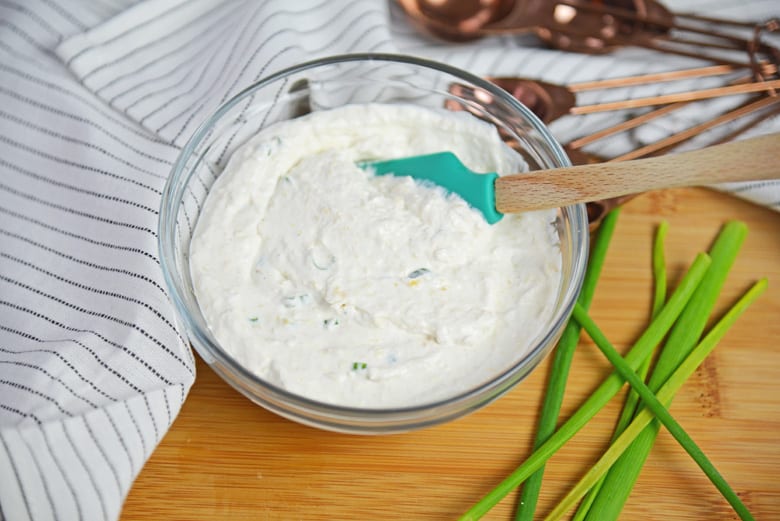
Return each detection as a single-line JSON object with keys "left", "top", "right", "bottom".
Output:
{"left": 547, "top": 277, "right": 765, "bottom": 521}
{"left": 581, "top": 221, "right": 747, "bottom": 521}
{"left": 458, "top": 252, "right": 712, "bottom": 520}
{"left": 514, "top": 210, "right": 620, "bottom": 521}
{"left": 572, "top": 220, "right": 669, "bottom": 521}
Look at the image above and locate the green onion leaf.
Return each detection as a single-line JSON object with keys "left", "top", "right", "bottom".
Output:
{"left": 408, "top": 268, "right": 431, "bottom": 279}
{"left": 583, "top": 221, "right": 747, "bottom": 521}
{"left": 547, "top": 278, "right": 765, "bottom": 521}
{"left": 458, "top": 252, "right": 711, "bottom": 521}
{"left": 324, "top": 318, "right": 340, "bottom": 329}
{"left": 515, "top": 209, "right": 620, "bottom": 521}
{"left": 572, "top": 219, "right": 669, "bottom": 521}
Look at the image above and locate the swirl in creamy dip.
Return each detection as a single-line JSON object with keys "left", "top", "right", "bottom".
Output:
{"left": 190, "top": 104, "right": 562, "bottom": 408}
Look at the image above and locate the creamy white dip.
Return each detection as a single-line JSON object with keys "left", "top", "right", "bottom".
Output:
{"left": 190, "top": 104, "right": 562, "bottom": 408}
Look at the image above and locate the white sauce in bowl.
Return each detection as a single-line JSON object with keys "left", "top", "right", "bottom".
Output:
{"left": 189, "top": 104, "right": 562, "bottom": 408}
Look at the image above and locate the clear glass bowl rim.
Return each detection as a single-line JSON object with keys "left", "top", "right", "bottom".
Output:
{"left": 158, "top": 52, "right": 590, "bottom": 428}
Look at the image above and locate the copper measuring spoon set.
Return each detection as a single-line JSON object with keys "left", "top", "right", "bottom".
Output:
{"left": 446, "top": 72, "right": 780, "bottom": 226}
{"left": 466, "top": 63, "right": 778, "bottom": 125}
{"left": 398, "top": 0, "right": 780, "bottom": 226}
{"left": 397, "top": 0, "right": 779, "bottom": 71}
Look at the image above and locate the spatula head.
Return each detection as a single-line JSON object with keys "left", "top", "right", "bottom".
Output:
{"left": 360, "top": 152, "right": 503, "bottom": 224}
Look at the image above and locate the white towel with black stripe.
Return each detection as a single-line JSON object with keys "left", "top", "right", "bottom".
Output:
{"left": 0, "top": 1, "right": 777, "bottom": 520}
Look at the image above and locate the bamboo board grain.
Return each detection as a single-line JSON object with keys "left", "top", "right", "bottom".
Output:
{"left": 121, "top": 187, "right": 780, "bottom": 520}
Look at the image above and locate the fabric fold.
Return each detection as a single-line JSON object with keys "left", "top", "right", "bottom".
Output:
{"left": 0, "top": 11, "right": 192, "bottom": 517}
{"left": 55, "top": 0, "right": 397, "bottom": 147}
{"left": 0, "top": 386, "right": 186, "bottom": 521}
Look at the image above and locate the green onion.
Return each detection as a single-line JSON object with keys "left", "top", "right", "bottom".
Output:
{"left": 515, "top": 210, "right": 620, "bottom": 521}
{"left": 547, "top": 278, "right": 766, "bottom": 521}
{"left": 583, "top": 221, "right": 747, "bottom": 521}
{"left": 458, "top": 252, "right": 711, "bottom": 521}
{"left": 408, "top": 268, "right": 430, "bottom": 279}
{"left": 651, "top": 221, "right": 669, "bottom": 318}
{"left": 572, "top": 220, "right": 669, "bottom": 521}
{"left": 324, "top": 318, "right": 340, "bottom": 329}
{"left": 249, "top": 317, "right": 259, "bottom": 322}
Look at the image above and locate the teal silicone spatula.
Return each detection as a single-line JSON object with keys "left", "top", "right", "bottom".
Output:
{"left": 362, "top": 133, "right": 779, "bottom": 224}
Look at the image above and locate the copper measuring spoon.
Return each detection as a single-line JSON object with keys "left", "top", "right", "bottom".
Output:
{"left": 445, "top": 63, "right": 779, "bottom": 157}
{"left": 465, "top": 64, "right": 779, "bottom": 124}
{"left": 397, "top": 0, "right": 778, "bottom": 68}
{"left": 582, "top": 94, "right": 780, "bottom": 225}
{"left": 445, "top": 69, "right": 780, "bottom": 226}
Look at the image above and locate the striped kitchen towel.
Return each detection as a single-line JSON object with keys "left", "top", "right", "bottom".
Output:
{"left": 0, "top": 1, "right": 777, "bottom": 520}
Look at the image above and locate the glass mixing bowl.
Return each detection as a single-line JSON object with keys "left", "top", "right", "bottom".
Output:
{"left": 159, "top": 54, "right": 589, "bottom": 434}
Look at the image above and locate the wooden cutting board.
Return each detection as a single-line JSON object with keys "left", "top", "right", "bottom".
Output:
{"left": 121, "top": 187, "right": 780, "bottom": 520}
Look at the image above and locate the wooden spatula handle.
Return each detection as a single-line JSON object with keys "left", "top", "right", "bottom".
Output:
{"left": 495, "top": 133, "right": 780, "bottom": 213}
